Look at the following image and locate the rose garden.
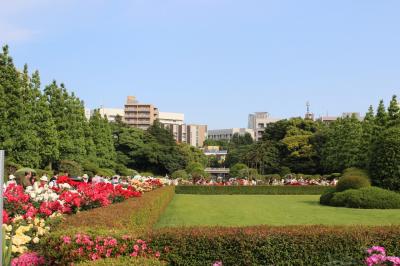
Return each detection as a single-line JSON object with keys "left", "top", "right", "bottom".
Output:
{"left": 1, "top": 46, "right": 400, "bottom": 266}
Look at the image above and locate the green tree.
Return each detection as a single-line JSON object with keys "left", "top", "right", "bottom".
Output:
{"left": 230, "top": 163, "right": 248, "bottom": 177}
{"left": 321, "top": 116, "right": 363, "bottom": 173}
{"left": 31, "top": 70, "right": 59, "bottom": 169}
{"left": 388, "top": 95, "right": 400, "bottom": 124}
{"left": 89, "top": 109, "right": 116, "bottom": 168}
{"left": 375, "top": 99, "right": 388, "bottom": 127}
{"left": 370, "top": 125, "right": 400, "bottom": 191}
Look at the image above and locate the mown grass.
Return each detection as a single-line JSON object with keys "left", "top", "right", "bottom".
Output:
{"left": 156, "top": 194, "right": 400, "bottom": 227}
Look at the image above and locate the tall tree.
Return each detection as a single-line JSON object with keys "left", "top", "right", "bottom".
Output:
{"left": 388, "top": 95, "right": 400, "bottom": 124}
{"left": 31, "top": 70, "right": 59, "bottom": 169}
{"left": 89, "top": 109, "right": 116, "bottom": 168}
{"left": 321, "top": 116, "right": 363, "bottom": 173}
{"left": 375, "top": 99, "right": 388, "bottom": 127}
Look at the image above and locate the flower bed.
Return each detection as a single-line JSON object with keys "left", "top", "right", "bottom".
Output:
{"left": 175, "top": 185, "right": 330, "bottom": 195}
{"left": 2, "top": 176, "right": 165, "bottom": 264}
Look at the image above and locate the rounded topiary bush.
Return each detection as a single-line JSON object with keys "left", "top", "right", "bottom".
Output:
{"left": 330, "top": 187, "right": 400, "bottom": 209}
{"left": 59, "top": 160, "right": 83, "bottom": 177}
{"left": 319, "top": 187, "right": 336, "bottom": 206}
{"left": 336, "top": 168, "right": 371, "bottom": 192}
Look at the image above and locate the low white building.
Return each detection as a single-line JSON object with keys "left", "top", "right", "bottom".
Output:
{"left": 91, "top": 108, "right": 124, "bottom": 122}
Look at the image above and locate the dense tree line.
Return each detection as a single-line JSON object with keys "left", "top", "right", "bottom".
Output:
{"left": 225, "top": 96, "right": 400, "bottom": 190}
{"left": 0, "top": 45, "right": 206, "bottom": 176}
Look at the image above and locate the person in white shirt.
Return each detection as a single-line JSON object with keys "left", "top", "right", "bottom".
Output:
{"left": 6, "top": 175, "right": 17, "bottom": 187}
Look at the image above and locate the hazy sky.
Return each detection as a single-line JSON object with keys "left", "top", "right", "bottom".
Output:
{"left": 1, "top": 0, "right": 399, "bottom": 129}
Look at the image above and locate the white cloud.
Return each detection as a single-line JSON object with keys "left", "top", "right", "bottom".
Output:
{"left": 0, "top": 23, "right": 38, "bottom": 43}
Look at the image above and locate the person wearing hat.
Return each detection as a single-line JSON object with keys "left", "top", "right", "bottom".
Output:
{"left": 82, "top": 174, "right": 89, "bottom": 183}
{"left": 34, "top": 175, "right": 48, "bottom": 190}
{"left": 6, "top": 175, "right": 17, "bottom": 187}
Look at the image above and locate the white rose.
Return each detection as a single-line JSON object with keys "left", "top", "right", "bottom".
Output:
{"left": 33, "top": 237, "right": 40, "bottom": 244}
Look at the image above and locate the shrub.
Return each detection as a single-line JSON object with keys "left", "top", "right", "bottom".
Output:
{"left": 115, "top": 164, "right": 137, "bottom": 176}
{"left": 279, "top": 166, "right": 291, "bottom": 177}
{"left": 370, "top": 125, "right": 400, "bottom": 191}
{"left": 319, "top": 187, "right": 336, "bottom": 205}
{"left": 81, "top": 160, "right": 100, "bottom": 177}
{"left": 175, "top": 186, "right": 329, "bottom": 195}
{"left": 35, "top": 169, "right": 54, "bottom": 178}
{"left": 149, "top": 226, "right": 400, "bottom": 266}
{"left": 330, "top": 187, "right": 400, "bottom": 209}
{"left": 171, "top": 170, "right": 189, "bottom": 180}
{"left": 5, "top": 160, "right": 21, "bottom": 177}
{"left": 77, "top": 257, "right": 166, "bottom": 266}
{"left": 96, "top": 168, "right": 116, "bottom": 177}
{"left": 141, "top": 172, "right": 155, "bottom": 177}
{"left": 336, "top": 168, "right": 371, "bottom": 192}
{"left": 238, "top": 168, "right": 259, "bottom": 179}
{"left": 59, "top": 160, "right": 83, "bottom": 177}
{"left": 229, "top": 163, "right": 248, "bottom": 177}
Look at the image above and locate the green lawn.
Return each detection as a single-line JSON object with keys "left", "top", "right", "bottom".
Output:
{"left": 155, "top": 195, "right": 400, "bottom": 228}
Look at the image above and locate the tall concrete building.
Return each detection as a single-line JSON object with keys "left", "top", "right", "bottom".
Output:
{"left": 248, "top": 112, "right": 279, "bottom": 141}
{"left": 187, "top": 124, "right": 207, "bottom": 148}
{"left": 208, "top": 128, "right": 255, "bottom": 141}
{"left": 158, "top": 112, "right": 186, "bottom": 143}
{"left": 92, "top": 108, "right": 124, "bottom": 122}
{"left": 124, "top": 96, "right": 159, "bottom": 130}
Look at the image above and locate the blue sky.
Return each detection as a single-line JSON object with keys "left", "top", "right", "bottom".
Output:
{"left": 1, "top": 0, "right": 399, "bottom": 129}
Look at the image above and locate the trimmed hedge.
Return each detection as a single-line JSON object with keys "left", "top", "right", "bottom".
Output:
{"left": 149, "top": 226, "right": 400, "bottom": 266}
{"left": 336, "top": 173, "right": 371, "bottom": 192}
{"left": 55, "top": 186, "right": 175, "bottom": 236}
{"left": 175, "top": 185, "right": 330, "bottom": 195}
{"left": 77, "top": 257, "right": 165, "bottom": 266}
{"left": 330, "top": 187, "right": 400, "bottom": 209}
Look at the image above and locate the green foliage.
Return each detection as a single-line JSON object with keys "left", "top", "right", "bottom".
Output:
{"left": 50, "top": 186, "right": 174, "bottom": 237}
{"left": 321, "top": 117, "right": 363, "bottom": 173}
{"left": 81, "top": 160, "right": 100, "bottom": 177}
{"left": 77, "top": 257, "right": 165, "bottom": 266}
{"left": 2, "top": 227, "right": 12, "bottom": 266}
{"left": 370, "top": 125, "right": 400, "bottom": 191}
{"left": 58, "top": 160, "right": 83, "bottom": 176}
{"left": 329, "top": 187, "right": 400, "bottom": 209}
{"left": 279, "top": 166, "right": 292, "bottom": 177}
{"left": 319, "top": 187, "right": 336, "bottom": 205}
{"left": 148, "top": 226, "right": 400, "bottom": 266}
{"left": 96, "top": 168, "right": 115, "bottom": 177}
{"left": 89, "top": 109, "right": 116, "bottom": 168}
{"left": 336, "top": 168, "right": 371, "bottom": 192}
{"left": 237, "top": 168, "right": 259, "bottom": 179}
{"left": 171, "top": 170, "right": 189, "bottom": 180}
{"left": 114, "top": 163, "right": 137, "bottom": 176}
{"left": 175, "top": 185, "right": 329, "bottom": 195}
{"left": 229, "top": 163, "right": 248, "bottom": 177}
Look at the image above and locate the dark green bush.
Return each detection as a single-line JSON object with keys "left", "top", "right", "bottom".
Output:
{"left": 59, "top": 160, "right": 83, "bottom": 177}
{"left": 81, "top": 160, "right": 100, "bottom": 177}
{"left": 330, "top": 187, "right": 400, "bottom": 209}
{"left": 336, "top": 168, "right": 371, "bottom": 192}
{"left": 115, "top": 163, "right": 137, "bottom": 176}
{"left": 171, "top": 170, "right": 189, "bottom": 180}
{"left": 149, "top": 226, "right": 400, "bottom": 266}
{"left": 35, "top": 169, "right": 54, "bottom": 178}
{"left": 319, "top": 187, "right": 336, "bottom": 205}
{"left": 175, "top": 186, "right": 330, "bottom": 195}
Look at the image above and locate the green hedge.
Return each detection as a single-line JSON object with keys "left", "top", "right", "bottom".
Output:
{"left": 329, "top": 187, "right": 400, "bottom": 209}
{"left": 53, "top": 186, "right": 175, "bottom": 236}
{"left": 175, "top": 185, "right": 330, "bottom": 195}
{"left": 77, "top": 257, "right": 165, "bottom": 266}
{"left": 149, "top": 226, "right": 400, "bottom": 266}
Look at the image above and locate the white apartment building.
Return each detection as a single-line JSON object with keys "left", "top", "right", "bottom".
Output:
{"left": 158, "top": 112, "right": 186, "bottom": 143}
{"left": 207, "top": 128, "right": 255, "bottom": 141}
{"left": 84, "top": 108, "right": 91, "bottom": 120}
{"left": 248, "top": 112, "right": 280, "bottom": 141}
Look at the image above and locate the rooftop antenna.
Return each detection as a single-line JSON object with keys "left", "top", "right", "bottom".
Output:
{"left": 306, "top": 101, "right": 310, "bottom": 114}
